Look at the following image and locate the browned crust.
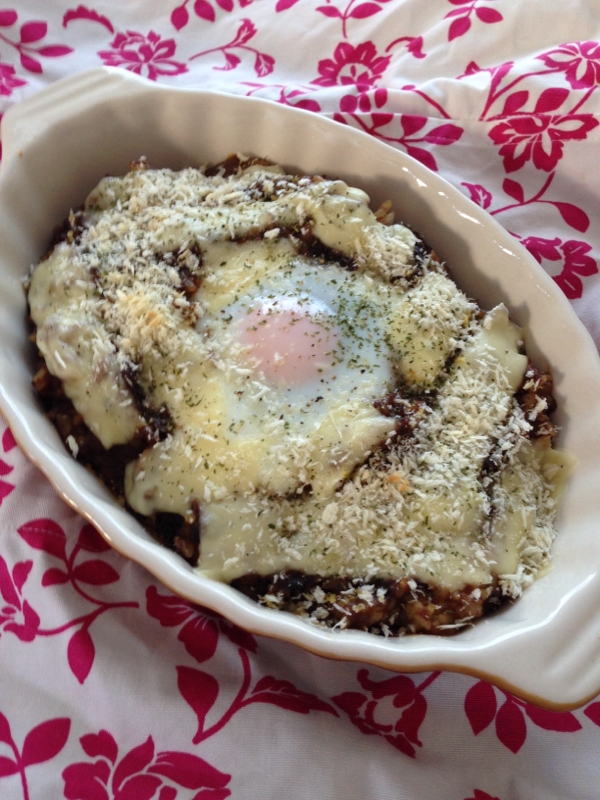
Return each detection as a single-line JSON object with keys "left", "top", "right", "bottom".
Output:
{"left": 231, "top": 570, "right": 508, "bottom": 636}
{"left": 31, "top": 360, "right": 200, "bottom": 565}
{"left": 516, "top": 362, "right": 558, "bottom": 448}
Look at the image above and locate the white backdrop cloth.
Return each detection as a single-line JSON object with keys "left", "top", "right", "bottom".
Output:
{"left": 1, "top": 2, "right": 600, "bottom": 799}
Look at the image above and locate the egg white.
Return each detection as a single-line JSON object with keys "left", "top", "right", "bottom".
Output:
{"left": 125, "top": 239, "right": 399, "bottom": 512}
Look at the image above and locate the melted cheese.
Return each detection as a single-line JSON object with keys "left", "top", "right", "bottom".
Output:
{"left": 28, "top": 160, "right": 569, "bottom": 598}
{"left": 28, "top": 244, "right": 143, "bottom": 447}
{"left": 198, "top": 307, "right": 533, "bottom": 589}
{"left": 386, "top": 271, "right": 477, "bottom": 386}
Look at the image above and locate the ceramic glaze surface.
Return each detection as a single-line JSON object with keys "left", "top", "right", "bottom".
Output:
{"left": 1, "top": 68, "right": 600, "bottom": 707}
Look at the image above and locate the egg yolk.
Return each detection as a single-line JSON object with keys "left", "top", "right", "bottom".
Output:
{"left": 236, "top": 300, "right": 338, "bottom": 386}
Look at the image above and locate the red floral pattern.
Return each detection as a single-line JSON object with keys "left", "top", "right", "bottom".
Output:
{"left": 333, "top": 669, "right": 440, "bottom": 758}
{"left": 538, "top": 41, "right": 600, "bottom": 90}
{"left": 0, "top": 9, "right": 72, "bottom": 75}
{"left": 98, "top": 30, "right": 187, "bottom": 80}
{"left": 9, "top": 519, "right": 139, "bottom": 683}
{"left": 62, "top": 730, "right": 231, "bottom": 800}
{"left": 189, "top": 18, "right": 274, "bottom": 76}
{"left": 334, "top": 90, "right": 464, "bottom": 171}
{"left": 463, "top": 792, "right": 501, "bottom": 800}
{"left": 443, "top": 0, "right": 503, "bottom": 42}
{"left": 0, "top": 709, "right": 70, "bottom": 798}
{"left": 489, "top": 112, "right": 598, "bottom": 173}
{"left": 0, "top": 556, "right": 38, "bottom": 641}
{"left": 146, "top": 584, "right": 257, "bottom": 660}
{"left": 0, "top": 61, "right": 25, "bottom": 95}
{"left": 522, "top": 235, "right": 597, "bottom": 299}
{"left": 147, "top": 585, "right": 337, "bottom": 746}
{"left": 1, "top": 3, "right": 600, "bottom": 799}
{"left": 464, "top": 680, "right": 582, "bottom": 754}
{"left": 0, "top": 427, "right": 15, "bottom": 504}
{"left": 312, "top": 41, "right": 390, "bottom": 88}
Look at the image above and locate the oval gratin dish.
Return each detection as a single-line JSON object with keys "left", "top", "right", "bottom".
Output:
{"left": 1, "top": 67, "right": 600, "bottom": 709}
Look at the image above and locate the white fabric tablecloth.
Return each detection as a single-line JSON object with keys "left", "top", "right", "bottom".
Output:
{"left": 1, "top": 2, "right": 600, "bottom": 798}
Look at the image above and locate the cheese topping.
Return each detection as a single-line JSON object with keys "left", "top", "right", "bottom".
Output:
{"left": 28, "top": 159, "right": 571, "bottom": 601}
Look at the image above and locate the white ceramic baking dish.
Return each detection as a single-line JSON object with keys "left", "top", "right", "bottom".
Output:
{"left": 1, "top": 67, "right": 599, "bottom": 709}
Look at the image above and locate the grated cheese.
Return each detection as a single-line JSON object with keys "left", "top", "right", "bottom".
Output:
{"left": 28, "top": 158, "right": 573, "bottom": 605}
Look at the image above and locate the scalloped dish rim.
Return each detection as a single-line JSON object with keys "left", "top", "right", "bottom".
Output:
{"left": 1, "top": 67, "right": 599, "bottom": 709}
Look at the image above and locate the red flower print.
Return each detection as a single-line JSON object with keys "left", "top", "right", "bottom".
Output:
{"left": 539, "top": 41, "right": 600, "bottom": 90}
{"left": 146, "top": 584, "right": 258, "bottom": 661}
{"left": 0, "top": 555, "right": 39, "bottom": 641}
{"left": 334, "top": 95, "right": 463, "bottom": 172}
{"left": 14, "top": 519, "right": 138, "bottom": 683}
{"left": 333, "top": 669, "right": 440, "bottom": 758}
{"left": 0, "top": 61, "right": 25, "bottom": 96}
{"left": 0, "top": 13, "right": 73, "bottom": 74}
{"left": 464, "top": 680, "right": 582, "bottom": 754}
{"left": 462, "top": 182, "right": 493, "bottom": 209}
{"left": 146, "top": 585, "right": 220, "bottom": 664}
{"left": 189, "top": 18, "right": 274, "bottom": 77}
{"left": 146, "top": 588, "right": 335, "bottom": 749}
{"left": 584, "top": 701, "right": 600, "bottom": 727}
{"left": 98, "top": 30, "right": 188, "bottom": 81}
{"left": 2, "top": 426, "right": 16, "bottom": 452}
{"left": 63, "top": 6, "right": 115, "bottom": 33}
{"left": 178, "top": 656, "right": 338, "bottom": 746}
{"left": 521, "top": 235, "right": 598, "bottom": 299}
{"left": 444, "top": 0, "right": 503, "bottom": 42}
{"left": 0, "top": 710, "right": 70, "bottom": 799}
{"left": 62, "top": 730, "right": 232, "bottom": 800}
{"left": 0, "top": 469, "right": 14, "bottom": 505}
{"left": 522, "top": 235, "right": 563, "bottom": 263}
{"left": 312, "top": 41, "right": 390, "bottom": 88}
{"left": 315, "top": 0, "right": 394, "bottom": 38}
{"left": 489, "top": 113, "right": 599, "bottom": 172}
